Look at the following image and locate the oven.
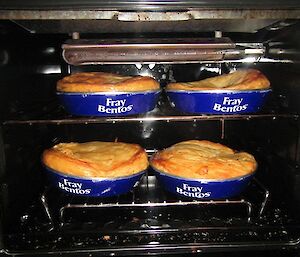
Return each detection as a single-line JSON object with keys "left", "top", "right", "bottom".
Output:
{"left": 0, "top": 1, "right": 300, "bottom": 256}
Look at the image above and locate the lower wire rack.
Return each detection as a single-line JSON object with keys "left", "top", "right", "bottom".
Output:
{"left": 40, "top": 175, "right": 270, "bottom": 229}
{"left": 5, "top": 174, "right": 300, "bottom": 255}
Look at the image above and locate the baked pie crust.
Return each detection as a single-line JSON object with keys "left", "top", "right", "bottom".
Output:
{"left": 42, "top": 141, "right": 148, "bottom": 178}
{"left": 57, "top": 72, "right": 159, "bottom": 93}
{"left": 166, "top": 69, "right": 270, "bottom": 91}
{"left": 151, "top": 140, "right": 257, "bottom": 180}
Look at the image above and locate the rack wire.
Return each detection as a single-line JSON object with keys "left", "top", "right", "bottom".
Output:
{"left": 3, "top": 113, "right": 298, "bottom": 125}
{"left": 40, "top": 174, "right": 270, "bottom": 230}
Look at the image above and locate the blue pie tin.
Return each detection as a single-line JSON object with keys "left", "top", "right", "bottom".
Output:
{"left": 44, "top": 166, "right": 146, "bottom": 197}
{"left": 152, "top": 167, "right": 255, "bottom": 200}
{"left": 166, "top": 89, "right": 271, "bottom": 114}
{"left": 57, "top": 90, "right": 160, "bottom": 116}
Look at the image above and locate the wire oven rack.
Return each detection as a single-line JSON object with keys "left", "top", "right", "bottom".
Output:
{"left": 39, "top": 173, "right": 270, "bottom": 231}
{"left": 6, "top": 170, "right": 300, "bottom": 256}
{"left": 7, "top": 153, "right": 300, "bottom": 255}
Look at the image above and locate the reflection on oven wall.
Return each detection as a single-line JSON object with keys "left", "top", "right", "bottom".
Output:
{"left": 0, "top": 18, "right": 300, "bottom": 256}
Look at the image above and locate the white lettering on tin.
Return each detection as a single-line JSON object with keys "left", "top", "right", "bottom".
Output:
{"left": 58, "top": 179, "right": 91, "bottom": 195}
{"left": 98, "top": 98, "right": 133, "bottom": 114}
{"left": 213, "top": 97, "right": 248, "bottom": 113}
{"left": 176, "top": 183, "right": 211, "bottom": 198}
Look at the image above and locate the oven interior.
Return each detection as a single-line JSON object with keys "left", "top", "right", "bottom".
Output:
{"left": 0, "top": 19, "right": 300, "bottom": 255}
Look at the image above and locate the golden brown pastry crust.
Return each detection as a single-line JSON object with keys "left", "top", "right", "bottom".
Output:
{"left": 42, "top": 141, "right": 148, "bottom": 178}
{"left": 57, "top": 72, "right": 160, "bottom": 93}
{"left": 151, "top": 140, "right": 257, "bottom": 180}
{"left": 166, "top": 69, "right": 270, "bottom": 91}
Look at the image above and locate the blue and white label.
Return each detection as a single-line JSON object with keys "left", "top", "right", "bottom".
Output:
{"left": 58, "top": 179, "right": 91, "bottom": 195}
{"left": 176, "top": 183, "right": 211, "bottom": 198}
{"left": 213, "top": 97, "right": 248, "bottom": 113}
{"left": 98, "top": 98, "right": 133, "bottom": 114}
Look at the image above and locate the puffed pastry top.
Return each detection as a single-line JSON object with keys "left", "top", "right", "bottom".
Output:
{"left": 42, "top": 141, "right": 148, "bottom": 178}
{"left": 166, "top": 69, "right": 270, "bottom": 91}
{"left": 57, "top": 72, "right": 160, "bottom": 93}
{"left": 151, "top": 140, "right": 257, "bottom": 180}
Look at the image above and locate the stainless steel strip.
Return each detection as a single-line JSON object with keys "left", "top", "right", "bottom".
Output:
{"left": 58, "top": 58, "right": 295, "bottom": 65}
{"left": 0, "top": 9, "right": 300, "bottom": 20}
{"left": 62, "top": 38, "right": 235, "bottom": 49}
